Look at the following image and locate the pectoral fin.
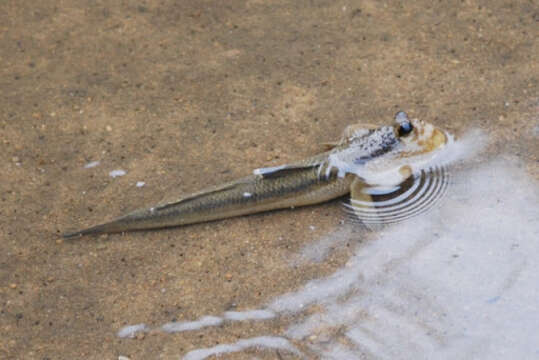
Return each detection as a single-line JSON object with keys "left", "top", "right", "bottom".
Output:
{"left": 344, "top": 166, "right": 450, "bottom": 228}
{"left": 320, "top": 123, "right": 379, "bottom": 150}
{"left": 340, "top": 123, "right": 378, "bottom": 142}
{"left": 343, "top": 177, "right": 384, "bottom": 230}
{"left": 349, "top": 176, "right": 373, "bottom": 204}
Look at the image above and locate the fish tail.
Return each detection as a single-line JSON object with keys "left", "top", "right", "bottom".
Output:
{"left": 62, "top": 207, "right": 158, "bottom": 238}
{"left": 62, "top": 224, "right": 111, "bottom": 238}
{"left": 62, "top": 217, "right": 130, "bottom": 238}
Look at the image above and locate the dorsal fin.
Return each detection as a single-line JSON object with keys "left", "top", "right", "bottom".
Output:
{"left": 339, "top": 123, "right": 378, "bottom": 144}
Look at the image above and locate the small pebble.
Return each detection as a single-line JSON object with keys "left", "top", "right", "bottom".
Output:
{"left": 84, "top": 161, "right": 100, "bottom": 169}
{"left": 109, "top": 169, "right": 126, "bottom": 178}
{"left": 106, "top": 125, "right": 112, "bottom": 132}
{"left": 136, "top": 181, "right": 145, "bottom": 187}
{"left": 225, "top": 273, "right": 233, "bottom": 281}
{"left": 118, "top": 356, "right": 131, "bottom": 360}
{"left": 9, "top": 283, "right": 17, "bottom": 289}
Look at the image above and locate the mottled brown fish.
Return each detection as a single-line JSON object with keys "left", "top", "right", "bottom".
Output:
{"left": 63, "top": 112, "right": 448, "bottom": 238}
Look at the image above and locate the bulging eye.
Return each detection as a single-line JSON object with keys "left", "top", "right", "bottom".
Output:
{"left": 395, "top": 111, "right": 413, "bottom": 136}
{"left": 398, "top": 121, "right": 413, "bottom": 136}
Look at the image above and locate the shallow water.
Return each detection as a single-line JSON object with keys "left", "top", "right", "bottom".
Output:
{"left": 119, "top": 144, "right": 539, "bottom": 359}
{"left": 2, "top": 1, "right": 538, "bottom": 359}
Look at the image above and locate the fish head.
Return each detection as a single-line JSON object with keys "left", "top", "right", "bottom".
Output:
{"left": 362, "top": 111, "right": 450, "bottom": 185}
{"left": 326, "top": 112, "right": 451, "bottom": 186}
{"left": 393, "top": 111, "right": 448, "bottom": 156}
{"left": 346, "top": 113, "right": 454, "bottom": 226}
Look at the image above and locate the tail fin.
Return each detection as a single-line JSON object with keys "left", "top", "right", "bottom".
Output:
{"left": 62, "top": 214, "right": 136, "bottom": 238}
{"left": 62, "top": 222, "right": 115, "bottom": 238}
{"left": 62, "top": 208, "right": 155, "bottom": 238}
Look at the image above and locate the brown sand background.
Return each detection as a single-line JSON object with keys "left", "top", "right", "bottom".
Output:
{"left": 1, "top": 0, "right": 537, "bottom": 359}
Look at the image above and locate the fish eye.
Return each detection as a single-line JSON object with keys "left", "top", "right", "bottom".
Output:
{"left": 395, "top": 111, "right": 413, "bottom": 136}
{"left": 398, "top": 121, "right": 413, "bottom": 136}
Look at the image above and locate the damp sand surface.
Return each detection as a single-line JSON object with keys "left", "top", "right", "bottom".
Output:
{"left": 1, "top": 1, "right": 538, "bottom": 359}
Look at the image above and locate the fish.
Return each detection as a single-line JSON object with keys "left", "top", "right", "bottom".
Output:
{"left": 63, "top": 111, "right": 449, "bottom": 238}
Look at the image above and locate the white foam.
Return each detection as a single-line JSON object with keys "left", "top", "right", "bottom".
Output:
{"left": 182, "top": 336, "right": 300, "bottom": 360}
{"left": 145, "top": 310, "right": 276, "bottom": 336}
{"left": 117, "top": 323, "right": 148, "bottom": 338}
{"left": 161, "top": 316, "right": 222, "bottom": 333}
{"left": 314, "top": 343, "right": 364, "bottom": 360}
{"left": 223, "top": 309, "right": 275, "bottom": 321}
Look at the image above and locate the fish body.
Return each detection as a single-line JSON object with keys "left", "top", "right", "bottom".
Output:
{"left": 63, "top": 112, "right": 448, "bottom": 238}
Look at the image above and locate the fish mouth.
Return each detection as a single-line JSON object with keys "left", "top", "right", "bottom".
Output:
{"left": 406, "top": 118, "right": 449, "bottom": 154}
{"left": 430, "top": 128, "right": 448, "bottom": 150}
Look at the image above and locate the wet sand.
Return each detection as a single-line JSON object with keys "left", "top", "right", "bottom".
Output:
{"left": 1, "top": 1, "right": 537, "bottom": 359}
